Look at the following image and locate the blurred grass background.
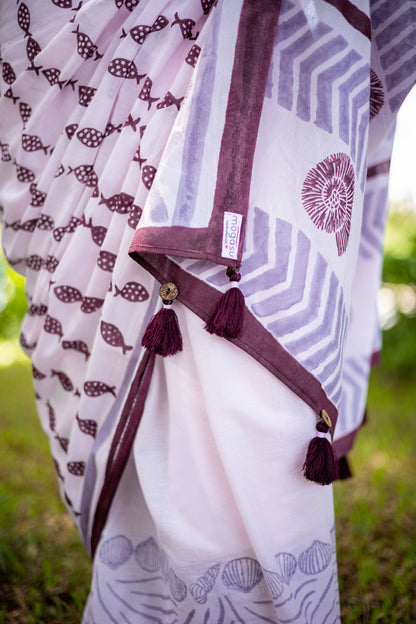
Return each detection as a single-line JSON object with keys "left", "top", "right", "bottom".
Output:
{"left": 0, "top": 204, "right": 415, "bottom": 623}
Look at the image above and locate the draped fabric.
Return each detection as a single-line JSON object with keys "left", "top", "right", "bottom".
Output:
{"left": 0, "top": 0, "right": 415, "bottom": 621}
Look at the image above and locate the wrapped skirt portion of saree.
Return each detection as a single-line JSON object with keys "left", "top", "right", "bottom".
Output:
{"left": 0, "top": 0, "right": 415, "bottom": 621}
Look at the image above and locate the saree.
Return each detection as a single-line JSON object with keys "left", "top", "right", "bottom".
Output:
{"left": 0, "top": 0, "right": 415, "bottom": 621}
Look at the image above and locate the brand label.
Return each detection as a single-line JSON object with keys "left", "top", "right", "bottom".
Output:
{"left": 222, "top": 212, "right": 242, "bottom": 260}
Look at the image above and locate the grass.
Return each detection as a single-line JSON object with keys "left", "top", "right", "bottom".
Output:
{"left": 0, "top": 356, "right": 415, "bottom": 622}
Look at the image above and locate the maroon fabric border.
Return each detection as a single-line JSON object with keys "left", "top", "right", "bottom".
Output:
{"left": 90, "top": 349, "right": 155, "bottom": 558}
{"left": 130, "top": 251, "right": 339, "bottom": 433}
{"left": 322, "top": 0, "right": 371, "bottom": 40}
{"left": 129, "top": 0, "right": 282, "bottom": 270}
{"left": 367, "top": 160, "right": 391, "bottom": 179}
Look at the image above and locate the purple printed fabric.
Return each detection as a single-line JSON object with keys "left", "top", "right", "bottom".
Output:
{"left": 0, "top": 0, "right": 415, "bottom": 621}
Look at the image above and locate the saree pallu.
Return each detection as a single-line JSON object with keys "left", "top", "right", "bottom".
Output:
{"left": 0, "top": 0, "right": 415, "bottom": 621}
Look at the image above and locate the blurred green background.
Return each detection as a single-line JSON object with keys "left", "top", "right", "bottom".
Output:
{"left": 0, "top": 202, "right": 415, "bottom": 623}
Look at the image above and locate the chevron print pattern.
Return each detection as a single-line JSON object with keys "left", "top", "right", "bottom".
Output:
{"left": 371, "top": 0, "right": 416, "bottom": 112}
{"left": 359, "top": 181, "right": 389, "bottom": 260}
{"left": 185, "top": 208, "right": 348, "bottom": 407}
{"left": 274, "top": 0, "right": 370, "bottom": 185}
{"left": 336, "top": 355, "right": 370, "bottom": 439}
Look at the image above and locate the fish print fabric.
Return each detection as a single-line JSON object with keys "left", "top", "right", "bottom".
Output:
{"left": 0, "top": 0, "right": 415, "bottom": 621}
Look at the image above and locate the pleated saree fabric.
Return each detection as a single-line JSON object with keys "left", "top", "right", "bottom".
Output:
{"left": 0, "top": 0, "right": 415, "bottom": 621}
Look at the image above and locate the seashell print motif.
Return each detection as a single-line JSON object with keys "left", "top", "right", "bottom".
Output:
{"left": 301, "top": 153, "right": 354, "bottom": 256}
{"left": 135, "top": 537, "right": 161, "bottom": 572}
{"left": 275, "top": 552, "right": 297, "bottom": 584}
{"left": 167, "top": 568, "right": 187, "bottom": 602}
{"left": 185, "top": 44, "right": 201, "bottom": 68}
{"left": 100, "top": 321, "right": 133, "bottom": 354}
{"left": 222, "top": 557, "right": 263, "bottom": 594}
{"left": 298, "top": 540, "right": 332, "bottom": 576}
{"left": 84, "top": 380, "right": 117, "bottom": 397}
{"left": 369, "top": 69, "right": 384, "bottom": 120}
{"left": 190, "top": 563, "right": 220, "bottom": 604}
{"left": 76, "top": 414, "right": 97, "bottom": 437}
{"left": 62, "top": 339, "right": 91, "bottom": 360}
{"left": 262, "top": 569, "right": 284, "bottom": 599}
{"left": 99, "top": 535, "right": 133, "bottom": 570}
{"left": 114, "top": 281, "right": 149, "bottom": 302}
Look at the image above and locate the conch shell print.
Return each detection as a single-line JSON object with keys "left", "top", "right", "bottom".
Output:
{"left": 301, "top": 153, "right": 355, "bottom": 256}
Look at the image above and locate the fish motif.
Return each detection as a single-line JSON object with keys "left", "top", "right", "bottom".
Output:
{"left": 99, "top": 535, "right": 133, "bottom": 570}
{"left": 20, "top": 333, "right": 37, "bottom": 350}
{"left": 142, "top": 165, "right": 156, "bottom": 190}
{"left": 84, "top": 380, "right": 117, "bottom": 397}
{"left": 72, "top": 25, "right": 100, "bottom": 60}
{"left": 46, "top": 400, "right": 56, "bottom": 432}
{"left": 76, "top": 414, "right": 97, "bottom": 437}
{"left": 55, "top": 164, "right": 65, "bottom": 177}
{"left": 29, "top": 183, "right": 46, "bottom": 207}
{"left": 135, "top": 537, "right": 161, "bottom": 572}
{"left": 124, "top": 114, "right": 141, "bottom": 132}
{"left": 26, "top": 255, "right": 44, "bottom": 271}
{"left": 52, "top": 0, "right": 73, "bottom": 7}
{"left": 157, "top": 91, "right": 184, "bottom": 111}
{"left": 37, "top": 214, "right": 54, "bottom": 231}
{"left": 81, "top": 216, "right": 107, "bottom": 246}
{"left": 129, "top": 15, "right": 169, "bottom": 46}
{"left": 127, "top": 204, "right": 142, "bottom": 229}
{"left": 104, "top": 121, "right": 122, "bottom": 137}
{"left": 76, "top": 127, "right": 104, "bottom": 148}
{"left": 114, "top": 281, "right": 149, "bottom": 302}
{"left": 53, "top": 216, "right": 81, "bottom": 241}
{"left": 107, "top": 58, "right": 145, "bottom": 85}
{"left": 99, "top": 192, "right": 134, "bottom": 214}
{"left": 19, "top": 102, "right": 32, "bottom": 127}
{"left": 0, "top": 142, "right": 12, "bottom": 162}
{"left": 139, "top": 77, "right": 159, "bottom": 110}
{"left": 32, "top": 364, "right": 46, "bottom": 380}
{"left": 15, "top": 162, "right": 35, "bottom": 183}
{"left": 17, "top": 3, "right": 31, "bottom": 37}
{"left": 44, "top": 314, "right": 64, "bottom": 340}
{"left": 67, "top": 164, "right": 98, "bottom": 187}
{"left": 190, "top": 564, "right": 220, "bottom": 604}
{"left": 81, "top": 296, "right": 104, "bottom": 314}
{"left": 4, "top": 88, "right": 20, "bottom": 105}
{"left": 171, "top": 12, "right": 199, "bottom": 40}
{"left": 201, "top": 0, "right": 216, "bottom": 15}
{"left": 44, "top": 255, "right": 59, "bottom": 273}
{"left": 42, "top": 67, "right": 65, "bottom": 89}
{"left": 2, "top": 62, "right": 16, "bottom": 85}
{"left": 5, "top": 218, "right": 38, "bottom": 232}
{"left": 100, "top": 321, "right": 133, "bottom": 354}
{"left": 65, "top": 123, "right": 79, "bottom": 140}
{"left": 62, "top": 339, "right": 91, "bottom": 360}
{"left": 97, "top": 250, "right": 116, "bottom": 272}
{"left": 67, "top": 461, "right": 85, "bottom": 476}
{"left": 28, "top": 303, "right": 48, "bottom": 316}
{"left": 22, "top": 133, "right": 49, "bottom": 154}
{"left": 53, "top": 459, "right": 64, "bottom": 480}
{"left": 222, "top": 557, "right": 263, "bottom": 594}
{"left": 51, "top": 369, "right": 74, "bottom": 392}
{"left": 55, "top": 433, "right": 69, "bottom": 453}
{"left": 54, "top": 285, "right": 83, "bottom": 303}
{"left": 78, "top": 85, "right": 97, "bottom": 107}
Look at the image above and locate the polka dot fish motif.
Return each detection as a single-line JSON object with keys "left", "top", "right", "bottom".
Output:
{"left": 301, "top": 152, "right": 354, "bottom": 256}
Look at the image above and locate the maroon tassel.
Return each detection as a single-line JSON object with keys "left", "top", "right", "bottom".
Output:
{"left": 205, "top": 268, "right": 245, "bottom": 339}
{"left": 303, "top": 415, "right": 339, "bottom": 486}
{"left": 141, "top": 283, "right": 182, "bottom": 357}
